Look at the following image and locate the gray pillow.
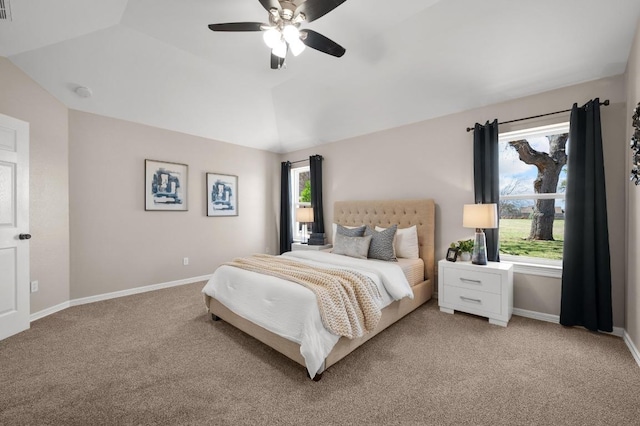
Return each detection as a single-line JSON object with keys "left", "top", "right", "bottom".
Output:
{"left": 337, "top": 224, "right": 366, "bottom": 237}
{"left": 332, "top": 233, "right": 372, "bottom": 259}
{"left": 364, "top": 225, "right": 398, "bottom": 262}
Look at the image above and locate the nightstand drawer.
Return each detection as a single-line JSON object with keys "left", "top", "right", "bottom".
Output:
{"left": 442, "top": 267, "right": 502, "bottom": 294}
{"left": 442, "top": 286, "right": 502, "bottom": 315}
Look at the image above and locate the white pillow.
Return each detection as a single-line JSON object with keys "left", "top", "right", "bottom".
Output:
{"left": 376, "top": 225, "right": 419, "bottom": 259}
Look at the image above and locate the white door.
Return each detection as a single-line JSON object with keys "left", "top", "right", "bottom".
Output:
{"left": 0, "top": 113, "right": 29, "bottom": 341}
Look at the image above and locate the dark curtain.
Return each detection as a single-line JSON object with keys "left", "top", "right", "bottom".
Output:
{"left": 560, "top": 99, "right": 613, "bottom": 332}
{"left": 309, "top": 155, "right": 325, "bottom": 234}
{"left": 279, "top": 161, "right": 292, "bottom": 254}
{"left": 473, "top": 119, "right": 500, "bottom": 262}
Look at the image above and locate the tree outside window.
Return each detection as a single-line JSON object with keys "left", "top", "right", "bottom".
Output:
{"left": 300, "top": 180, "right": 311, "bottom": 203}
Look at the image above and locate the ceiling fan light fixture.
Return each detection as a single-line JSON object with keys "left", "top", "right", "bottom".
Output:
{"left": 282, "top": 25, "right": 300, "bottom": 43}
{"left": 289, "top": 38, "right": 306, "bottom": 56}
{"left": 263, "top": 28, "right": 281, "bottom": 48}
{"left": 272, "top": 40, "right": 287, "bottom": 58}
{"left": 208, "top": 0, "right": 347, "bottom": 68}
{"left": 293, "top": 13, "right": 306, "bottom": 24}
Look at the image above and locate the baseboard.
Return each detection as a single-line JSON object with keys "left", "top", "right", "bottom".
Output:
{"left": 70, "top": 274, "right": 212, "bottom": 307}
{"left": 512, "top": 308, "right": 625, "bottom": 337}
{"left": 30, "top": 274, "right": 211, "bottom": 322}
{"left": 512, "top": 308, "right": 560, "bottom": 325}
{"left": 30, "top": 301, "right": 71, "bottom": 322}
{"left": 623, "top": 331, "right": 640, "bottom": 368}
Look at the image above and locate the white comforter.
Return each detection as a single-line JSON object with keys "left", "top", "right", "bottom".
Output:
{"left": 201, "top": 251, "right": 414, "bottom": 376}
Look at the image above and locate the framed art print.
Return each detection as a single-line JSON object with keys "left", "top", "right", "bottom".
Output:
{"left": 207, "top": 173, "right": 238, "bottom": 217}
{"left": 145, "top": 159, "right": 188, "bottom": 211}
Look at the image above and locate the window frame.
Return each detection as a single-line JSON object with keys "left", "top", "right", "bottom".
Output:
{"left": 498, "top": 122, "right": 569, "bottom": 277}
{"left": 290, "top": 165, "right": 310, "bottom": 242}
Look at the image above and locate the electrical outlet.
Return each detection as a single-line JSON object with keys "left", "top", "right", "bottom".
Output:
{"left": 30, "top": 280, "right": 39, "bottom": 293}
{"left": 183, "top": 257, "right": 189, "bottom": 266}
{"left": 266, "top": 247, "right": 270, "bottom": 254}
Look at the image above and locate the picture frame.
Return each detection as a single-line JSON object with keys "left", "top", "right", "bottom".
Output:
{"left": 145, "top": 159, "right": 188, "bottom": 211}
{"left": 446, "top": 247, "right": 459, "bottom": 262}
{"left": 207, "top": 173, "right": 238, "bottom": 217}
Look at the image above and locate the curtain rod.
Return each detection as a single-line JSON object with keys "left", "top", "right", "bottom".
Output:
{"left": 465, "top": 99, "right": 610, "bottom": 132}
{"left": 288, "top": 155, "right": 323, "bottom": 165}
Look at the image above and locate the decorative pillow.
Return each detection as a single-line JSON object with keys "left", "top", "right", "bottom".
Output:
{"left": 332, "top": 234, "right": 372, "bottom": 259}
{"left": 364, "top": 225, "right": 398, "bottom": 262}
{"left": 336, "top": 224, "right": 366, "bottom": 237}
{"left": 376, "top": 225, "right": 419, "bottom": 259}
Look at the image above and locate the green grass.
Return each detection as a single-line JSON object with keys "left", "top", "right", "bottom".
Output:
{"left": 499, "top": 219, "right": 564, "bottom": 260}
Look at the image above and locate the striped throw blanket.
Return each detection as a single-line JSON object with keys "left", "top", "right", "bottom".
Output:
{"left": 225, "top": 254, "right": 382, "bottom": 339}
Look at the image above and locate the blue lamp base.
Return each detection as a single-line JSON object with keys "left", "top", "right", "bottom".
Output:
{"left": 472, "top": 230, "right": 488, "bottom": 265}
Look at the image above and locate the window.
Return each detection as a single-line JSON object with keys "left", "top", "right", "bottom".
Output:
{"left": 498, "top": 122, "right": 569, "bottom": 272}
{"left": 291, "top": 166, "right": 310, "bottom": 242}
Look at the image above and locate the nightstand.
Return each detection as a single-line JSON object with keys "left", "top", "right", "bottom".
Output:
{"left": 438, "top": 259, "right": 513, "bottom": 327}
{"left": 291, "top": 243, "right": 333, "bottom": 251}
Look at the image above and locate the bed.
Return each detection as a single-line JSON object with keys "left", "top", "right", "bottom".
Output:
{"left": 202, "top": 199, "right": 435, "bottom": 379}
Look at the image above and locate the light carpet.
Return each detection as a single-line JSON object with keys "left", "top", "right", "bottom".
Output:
{"left": 1, "top": 282, "right": 639, "bottom": 425}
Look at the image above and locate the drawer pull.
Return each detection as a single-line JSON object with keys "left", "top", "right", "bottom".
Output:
{"left": 459, "top": 278, "right": 482, "bottom": 285}
{"left": 460, "top": 296, "right": 482, "bottom": 304}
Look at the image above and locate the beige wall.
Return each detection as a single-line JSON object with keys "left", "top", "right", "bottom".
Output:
{"left": 0, "top": 57, "right": 70, "bottom": 313}
{"left": 282, "top": 76, "right": 628, "bottom": 327}
{"left": 68, "top": 111, "right": 279, "bottom": 299}
{"left": 0, "top": 58, "right": 279, "bottom": 312}
{"left": 1, "top": 48, "right": 633, "bottom": 334}
{"left": 626, "top": 19, "right": 640, "bottom": 351}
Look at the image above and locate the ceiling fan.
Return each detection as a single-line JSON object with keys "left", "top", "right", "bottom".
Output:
{"left": 208, "top": 0, "right": 347, "bottom": 70}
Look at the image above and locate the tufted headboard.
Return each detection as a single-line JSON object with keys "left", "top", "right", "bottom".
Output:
{"left": 333, "top": 199, "right": 436, "bottom": 284}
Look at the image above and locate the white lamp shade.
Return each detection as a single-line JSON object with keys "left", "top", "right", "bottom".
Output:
{"left": 282, "top": 25, "right": 300, "bottom": 43}
{"left": 289, "top": 37, "right": 306, "bottom": 56}
{"left": 263, "top": 28, "right": 281, "bottom": 48}
{"left": 296, "top": 207, "right": 314, "bottom": 223}
{"left": 463, "top": 203, "right": 498, "bottom": 229}
{"left": 272, "top": 40, "right": 287, "bottom": 58}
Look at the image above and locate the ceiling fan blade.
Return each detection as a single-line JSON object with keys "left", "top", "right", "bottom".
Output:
{"left": 270, "top": 53, "right": 285, "bottom": 70}
{"left": 208, "top": 22, "right": 266, "bottom": 32}
{"left": 259, "top": 0, "right": 281, "bottom": 13}
{"left": 295, "top": 0, "right": 347, "bottom": 23}
{"left": 300, "top": 29, "right": 345, "bottom": 57}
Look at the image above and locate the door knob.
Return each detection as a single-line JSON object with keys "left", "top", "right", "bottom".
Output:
{"left": 19, "top": 233, "right": 31, "bottom": 240}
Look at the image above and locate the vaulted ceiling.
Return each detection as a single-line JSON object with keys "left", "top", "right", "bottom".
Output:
{"left": 2, "top": 0, "right": 640, "bottom": 153}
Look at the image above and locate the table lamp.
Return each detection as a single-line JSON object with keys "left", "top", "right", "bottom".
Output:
{"left": 295, "top": 207, "right": 314, "bottom": 244}
{"left": 463, "top": 203, "right": 498, "bottom": 265}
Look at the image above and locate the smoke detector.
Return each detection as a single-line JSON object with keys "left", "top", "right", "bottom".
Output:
{"left": 74, "top": 86, "right": 93, "bottom": 98}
